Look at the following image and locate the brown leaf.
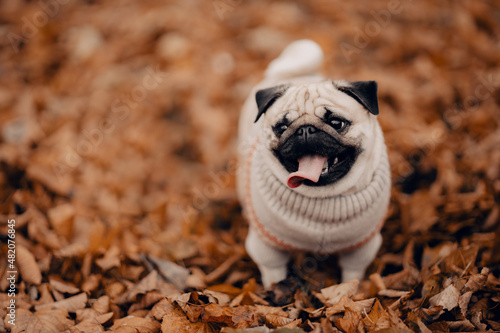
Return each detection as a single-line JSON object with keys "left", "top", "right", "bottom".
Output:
{"left": 282, "top": 319, "right": 302, "bottom": 329}
{"left": 446, "top": 319, "right": 475, "bottom": 331}
{"left": 120, "top": 264, "right": 146, "bottom": 281}
{"left": 230, "top": 306, "right": 261, "bottom": 329}
{"left": 387, "top": 307, "right": 412, "bottom": 331}
{"left": 35, "top": 292, "right": 88, "bottom": 312}
{"left": 369, "top": 273, "right": 386, "bottom": 291}
{"left": 76, "top": 308, "right": 114, "bottom": 325}
{"left": 426, "top": 321, "right": 450, "bottom": 332}
{"left": 362, "top": 299, "right": 390, "bottom": 331}
{"left": 441, "top": 244, "right": 478, "bottom": 275}
{"left": 458, "top": 291, "right": 473, "bottom": 317}
{"left": 112, "top": 316, "right": 161, "bottom": 333}
{"left": 265, "top": 313, "right": 293, "bottom": 328}
{"left": 151, "top": 298, "right": 175, "bottom": 321}
{"left": 49, "top": 277, "right": 80, "bottom": 294}
{"left": 334, "top": 306, "right": 363, "bottom": 333}
{"left": 253, "top": 305, "right": 288, "bottom": 317}
{"left": 204, "top": 253, "right": 244, "bottom": 284}
{"left": 205, "top": 284, "right": 242, "bottom": 297}
{"left": 486, "top": 320, "right": 500, "bottom": 330}
{"left": 429, "top": 285, "right": 460, "bottom": 311}
{"left": 118, "top": 270, "right": 172, "bottom": 305}
{"left": 171, "top": 292, "right": 204, "bottom": 314}
{"left": 26, "top": 164, "right": 71, "bottom": 197}
{"left": 318, "top": 280, "right": 359, "bottom": 306}
{"left": 81, "top": 274, "right": 101, "bottom": 293}
{"left": 47, "top": 203, "right": 75, "bottom": 239}
{"left": 95, "top": 245, "right": 121, "bottom": 271}
{"left": 406, "top": 189, "right": 439, "bottom": 232}
{"left": 128, "top": 291, "right": 167, "bottom": 314}
{"left": 421, "top": 275, "right": 442, "bottom": 302}
{"left": 143, "top": 254, "right": 190, "bottom": 290}
{"left": 308, "top": 317, "right": 339, "bottom": 333}
{"left": 16, "top": 245, "right": 42, "bottom": 285}
{"left": 201, "top": 303, "right": 233, "bottom": 326}
{"left": 464, "top": 267, "right": 489, "bottom": 292}
{"left": 8, "top": 308, "right": 73, "bottom": 333}
{"left": 421, "top": 242, "right": 457, "bottom": 269}
{"left": 377, "top": 289, "right": 411, "bottom": 298}
{"left": 27, "top": 207, "right": 65, "bottom": 250}
{"left": 33, "top": 283, "right": 55, "bottom": 306}
{"left": 72, "top": 319, "right": 105, "bottom": 333}
{"left": 470, "top": 309, "right": 488, "bottom": 331}
{"left": 92, "top": 295, "right": 111, "bottom": 314}
{"left": 203, "top": 289, "right": 232, "bottom": 306}
{"left": 186, "top": 267, "right": 208, "bottom": 290}
{"left": 382, "top": 267, "right": 420, "bottom": 291}
{"left": 170, "top": 293, "right": 204, "bottom": 323}
{"left": 416, "top": 319, "right": 432, "bottom": 333}
{"left": 325, "top": 297, "right": 375, "bottom": 317}
{"left": 229, "top": 291, "right": 270, "bottom": 307}
{"left": 161, "top": 307, "right": 217, "bottom": 333}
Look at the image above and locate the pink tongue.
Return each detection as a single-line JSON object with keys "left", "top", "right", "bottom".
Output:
{"left": 287, "top": 155, "right": 328, "bottom": 188}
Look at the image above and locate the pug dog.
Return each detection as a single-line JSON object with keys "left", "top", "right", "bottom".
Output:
{"left": 237, "top": 40, "right": 391, "bottom": 288}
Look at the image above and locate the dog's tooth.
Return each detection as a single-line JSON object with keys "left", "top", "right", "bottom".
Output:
{"left": 334, "top": 157, "right": 339, "bottom": 165}
{"left": 321, "top": 159, "right": 328, "bottom": 175}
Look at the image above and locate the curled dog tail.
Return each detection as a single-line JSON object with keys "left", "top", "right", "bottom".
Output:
{"left": 265, "top": 39, "right": 324, "bottom": 80}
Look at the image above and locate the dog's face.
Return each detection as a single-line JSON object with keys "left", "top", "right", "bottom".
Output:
{"left": 254, "top": 80, "right": 380, "bottom": 189}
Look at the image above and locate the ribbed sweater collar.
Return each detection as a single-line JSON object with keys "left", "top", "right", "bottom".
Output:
{"left": 253, "top": 144, "right": 391, "bottom": 224}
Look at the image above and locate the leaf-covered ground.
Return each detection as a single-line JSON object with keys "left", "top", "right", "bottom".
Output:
{"left": 1, "top": 0, "right": 500, "bottom": 332}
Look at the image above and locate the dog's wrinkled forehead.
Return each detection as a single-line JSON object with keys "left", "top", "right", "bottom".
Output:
{"left": 254, "top": 80, "right": 379, "bottom": 124}
{"left": 278, "top": 82, "right": 339, "bottom": 121}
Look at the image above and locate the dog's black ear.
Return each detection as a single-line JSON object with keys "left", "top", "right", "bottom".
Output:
{"left": 337, "top": 81, "right": 379, "bottom": 116}
{"left": 255, "top": 85, "right": 289, "bottom": 122}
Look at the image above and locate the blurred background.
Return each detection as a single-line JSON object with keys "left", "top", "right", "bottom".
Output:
{"left": 0, "top": 0, "right": 499, "bottom": 330}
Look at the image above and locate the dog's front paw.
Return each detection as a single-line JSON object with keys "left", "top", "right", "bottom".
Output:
{"left": 341, "top": 270, "right": 364, "bottom": 283}
{"left": 260, "top": 265, "right": 288, "bottom": 289}
{"left": 339, "top": 233, "right": 382, "bottom": 283}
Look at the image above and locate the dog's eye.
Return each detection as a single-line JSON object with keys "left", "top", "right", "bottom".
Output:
{"left": 272, "top": 123, "right": 288, "bottom": 137}
{"left": 330, "top": 118, "right": 347, "bottom": 132}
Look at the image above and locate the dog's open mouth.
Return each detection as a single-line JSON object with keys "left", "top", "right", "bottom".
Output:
{"left": 286, "top": 150, "right": 352, "bottom": 188}
{"left": 274, "top": 127, "right": 360, "bottom": 189}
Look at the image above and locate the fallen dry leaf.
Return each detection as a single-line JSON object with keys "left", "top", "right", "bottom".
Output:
{"left": 16, "top": 245, "right": 42, "bottom": 285}
{"left": 143, "top": 254, "right": 190, "bottom": 290}
{"left": 151, "top": 298, "right": 175, "bottom": 321}
{"left": 362, "top": 299, "right": 391, "bottom": 331}
{"left": 35, "top": 293, "right": 88, "bottom": 312}
{"left": 111, "top": 316, "right": 161, "bottom": 333}
{"left": 161, "top": 307, "right": 218, "bottom": 333}
{"left": 8, "top": 308, "right": 73, "bottom": 333}
{"left": 429, "top": 284, "right": 460, "bottom": 311}
{"left": 334, "top": 305, "right": 363, "bottom": 333}
{"left": 464, "top": 267, "right": 489, "bottom": 292}
{"left": 325, "top": 296, "right": 375, "bottom": 318}
{"left": 317, "top": 280, "right": 359, "bottom": 306}
{"left": 95, "top": 245, "right": 121, "bottom": 272}
{"left": 47, "top": 203, "right": 75, "bottom": 239}
{"left": 71, "top": 319, "right": 105, "bottom": 333}
{"left": 49, "top": 277, "right": 80, "bottom": 295}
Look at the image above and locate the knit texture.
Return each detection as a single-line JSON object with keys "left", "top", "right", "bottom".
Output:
{"left": 243, "top": 137, "right": 391, "bottom": 254}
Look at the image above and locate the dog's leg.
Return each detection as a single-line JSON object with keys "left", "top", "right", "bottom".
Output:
{"left": 245, "top": 228, "right": 290, "bottom": 288}
{"left": 338, "top": 232, "right": 382, "bottom": 283}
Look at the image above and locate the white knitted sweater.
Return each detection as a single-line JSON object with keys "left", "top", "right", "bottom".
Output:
{"left": 242, "top": 137, "right": 391, "bottom": 254}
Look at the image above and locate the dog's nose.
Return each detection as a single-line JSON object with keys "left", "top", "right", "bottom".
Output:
{"left": 295, "top": 125, "right": 318, "bottom": 139}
